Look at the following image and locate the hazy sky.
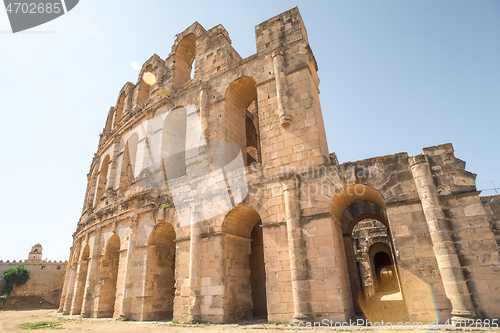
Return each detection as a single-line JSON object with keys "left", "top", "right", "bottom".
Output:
{"left": 0, "top": 1, "right": 499, "bottom": 261}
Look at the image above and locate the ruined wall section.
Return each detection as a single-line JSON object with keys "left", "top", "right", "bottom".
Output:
{"left": 481, "top": 195, "right": 500, "bottom": 248}
{"left": 423, "top": 144, "right": 500, "bottom": 320}
{"left": 338, "top": 152, "right": 450, "bottom": 322}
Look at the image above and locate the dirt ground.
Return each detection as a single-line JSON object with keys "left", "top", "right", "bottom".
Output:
{"left": 0, "top": 309, "right": 495, "bottom": 332}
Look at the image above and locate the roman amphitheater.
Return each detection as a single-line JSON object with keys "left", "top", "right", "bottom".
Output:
{"left": 58, "top": 7, "right": 500, "bottom": 324}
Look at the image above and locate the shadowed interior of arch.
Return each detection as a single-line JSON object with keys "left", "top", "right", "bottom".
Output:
{"left": 94, "top": 155, "right": 110, "bottom": 206}
{"left": 331, "top": 184, "right": 408, "bottom": 322}
{"left": 222, "top": 206, "right": 267, "bottom": 320}
{"left": 173, "top": 34, "right": 196, "bottom": 87}
{"left": 138, "top": 64, "right": 153, "bottom": 105}
{"left": 96, "top": 234, "right": 120, "bottom": 318}
{"left": 119, "top": 133, "right": 139, "bottom": 193}
{"left": 143, "top": 222, "right": 176, "bottom": 321}
{"left": 225, "top": 77, "right": 259, "bottom": 167}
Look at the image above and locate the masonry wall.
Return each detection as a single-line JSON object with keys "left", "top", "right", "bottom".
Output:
{"left": 0, "top": 261, "right": 67, "bottom": 307}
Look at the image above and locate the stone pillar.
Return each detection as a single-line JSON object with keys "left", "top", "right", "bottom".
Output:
{"left": 272, "top": 49, "right": 291, "bottom": 126}
{"left": 62, "top": 264, "right": 77, "bottom": 314}
{"left": 63, "top": 241, "right": 81, "bottom": 314}
{"left": 200, "top": 83, "right": 210, "bottom": 135}
{"left": 187, "top": 212, "right": 202, "bottom": 323}
{"left": 107, "top": 135, "right": 121, "bottom": 192}
{"left": 409, "top": 155, "right": 476, "bottom": 321}
{"left": 69, "top": 259, "right": 88, "bottom": 315}
{"left": 81, "top": 232, "right": 101, "bottom": 317}
{"left": 116, "top": 215, "right": 138, "bottom": 320}
{"left": 57, "top": 247, "right": 73, "bottom": 313}
{"left": 282, "top": 178, "right": 312, "bottom": 320}
{"left": 59, "top": 247, "right": 75, "bottom": 313}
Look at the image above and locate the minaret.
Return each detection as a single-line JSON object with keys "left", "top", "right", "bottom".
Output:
{"left": 28, "top": 243, "right": 43, "bottom": 262}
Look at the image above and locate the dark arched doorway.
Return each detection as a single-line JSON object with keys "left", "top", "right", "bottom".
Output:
{"left": 96, "top": 234, "right": 120, "bottom": 318}
{"left": 143, "top": 221, "right": 176, "bottom": 321}
{"left": 222, "top": 206, "right": 268, "bottom": 321}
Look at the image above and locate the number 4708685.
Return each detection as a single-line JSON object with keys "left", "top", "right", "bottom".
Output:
{"left": 5, "top": 2, "right": 61, "bottom": 14}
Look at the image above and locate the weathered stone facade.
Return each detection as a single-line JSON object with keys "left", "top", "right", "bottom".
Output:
{"left": 59, "top": 7, "right": 500, "bottom": 324}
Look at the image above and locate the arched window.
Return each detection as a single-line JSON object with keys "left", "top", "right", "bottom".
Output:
{"left": 225, "top": 77, "right": 259, "bottom": 166}
{"left": 173, "top": 34, "right": 196, "bottom": 87}
{"left": 161, "top": 107, "right": 187, "bottom": 180}
{"left": 94, "top": 155, "right": 110, "bottom": 206}
{"left": 119, "top": 134, "right": 138, "bottom": 193}
{"left": 113, "top": 93, "right": 126, "bottom": 126}
{"left": 104, "top": 108, "right": 114, "bottom": 133}
{"left": 137, "top": 65, "right": 153, "bottom": 106}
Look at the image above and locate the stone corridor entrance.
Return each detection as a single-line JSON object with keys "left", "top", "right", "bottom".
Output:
{"left": 144, "top": 222, "right": 176, "bottom": 321}
{"left": 222, "top": 206, "right": 267, "bottom": 321}
{"left": 331, "top": 184, "right": 408, "bottom": 321}
{"left": 96, "top": 234, "right": 120, "bottom": 318}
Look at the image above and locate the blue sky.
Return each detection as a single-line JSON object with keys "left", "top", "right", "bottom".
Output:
{"left": 0, "top": 1, "right": 499, "bottom": 260}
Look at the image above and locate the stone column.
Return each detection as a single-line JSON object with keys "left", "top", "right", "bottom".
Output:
{"left": 187, "top": 212, "right": 202, "bottom": 323}
{"left": 62, "top": 264, "right": 77, "bottom": 314}
{"left": 59, "top": 247, "right": 75, "bottom": 313}
{"left": 58, "top": 247, "right": 73, "bottom": 312}
{"left": 69, "top": 259, "right": 88, "bottom": 315}
{"left": 107, "top": 135, "right": 121, "bottom": 192}
{"left": 63, "top": 241, "right": 81, "bottom": 314}
{"left": 282, "top": 178, "right": 312, "bottom": 320}
{"left": 116, "top": 215, "right": 138, "bottom": 320}
{"left": 81, "top": 232, "right": 102, "bottom": 317}
{"left": 199, "top": 83, "right": 210, "bottom": 135}
{"left": 409, "top": 155, "right": 476, "bottom": 321}
{"left": 272, "top": 49, "right": 291, "bottom": 126}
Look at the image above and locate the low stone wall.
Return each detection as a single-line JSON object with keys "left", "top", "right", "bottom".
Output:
{"left": 0, "top": 261, "right": 67, "bottom": 308}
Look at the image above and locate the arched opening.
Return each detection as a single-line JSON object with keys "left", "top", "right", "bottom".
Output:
{"left": 173, "top": 34, "right": 196, "bottom": 87}
{"left": 96, "top": 234, "right": 120, "bottom": 318}
{"left": 352, "top": 218, "right": 390, "bottom": 299}
{"left": 94, "top": 155, "right": 110, "bottom": 206}
{"left": 104, "top": 109, "right": 114, "bottom": 133}
{"left": 222, "top": 206, "right": 267, "bottom": 321}
{"left": 138, "top": 65, "right": 153, "bottom": 106}
{"left": 114, "top": 92, "right": 126, "bottom": 126}
{"left": 330, "top": 184, "right": 407, "bottom": 321}
{"left": 225, "top": 77, "right": 259, "bottom": 167}
{"left": 143, "top": 222, "right": 176, "bottom": 320}
{"left": 161, "top": 106, "right": 187, "bottom": 180}
{"left": 249, "top": 221, "right": 267, "bottom": 318}
{"left": 369, "top": 243, "right": 399, "bottom": 294}
{"left": 119, "top": 133, "right": 138, "bottom": 193}
{"left": 245, "top": 116, "right": 259, "bottom": 165}
{"left": 71, "top": 244, "right": 90, "bottom": 315}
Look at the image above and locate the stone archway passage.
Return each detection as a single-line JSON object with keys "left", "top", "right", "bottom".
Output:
{"left": 249, "top": 221, "right": 267, "bottom": 318}
{"left": 143, "top": 222, "right": 176, "bottom": 321}
{"left": 331, "top": 184, "right": 409, "bottom": 321}
{"left": 96, "top": 234, "right": 120, "bottom": 318}
{"left": 369, "top": 243, "right": 399, "bottom": 294}
{"left": 222, "top": 206, "right": 268, "bottom": 321}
